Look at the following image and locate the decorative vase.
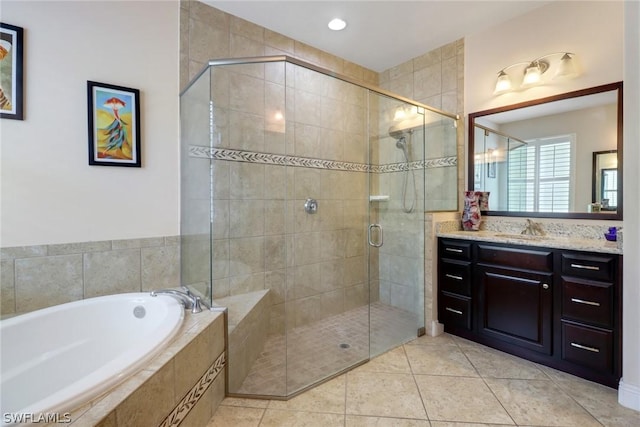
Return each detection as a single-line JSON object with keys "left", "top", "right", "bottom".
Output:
{"left": 462, "top": 191, "right": 481, "bottom": 231}
{"left": 477, "top": 191, "right": 490, "bottom": 211}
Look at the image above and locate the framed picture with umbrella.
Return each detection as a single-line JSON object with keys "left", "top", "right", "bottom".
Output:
{"left": 0, "top": 22, "right": 24, "bottom": 120}
{"left": 87, "top": 81, "right": 141, "bottom": 167}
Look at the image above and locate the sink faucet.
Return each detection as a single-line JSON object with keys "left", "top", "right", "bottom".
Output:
{"left": 150, "top": 288, "right": 202, "bottom": 313}
{"left": 521, "top": 219, "right": 545, "bottom": 236}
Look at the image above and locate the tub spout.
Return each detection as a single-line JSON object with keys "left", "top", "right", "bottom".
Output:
{"left": 150, "top": 289, "right": 202, "bottom": 313}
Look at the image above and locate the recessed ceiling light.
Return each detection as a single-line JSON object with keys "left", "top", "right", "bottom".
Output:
{"left": 328, "top": 18, "right": 347, "bottom": 31}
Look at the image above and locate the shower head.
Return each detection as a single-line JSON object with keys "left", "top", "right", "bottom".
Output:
{"left": 395, "top": 136, "right": 407, "bottom": 149}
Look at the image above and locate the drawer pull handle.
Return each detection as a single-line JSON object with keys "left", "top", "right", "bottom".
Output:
{"left": 542, "top": 284, "right": 549, "bottom": 290}
{"left": 570, "top": 263, "right": 600, "bottom": 271}
{"left": 445, "top": 307, "right": 463, "bottom": 315}
{"left": 571, "top": 298, "right": 601, "bottom": 307}
{"left": 570, "top": 342, "right": 600, "bottom": 353}
{"left": 445, "top": 274, "right": 464, "bottom": 281}
{"left": 445, "top": 248, "right": 463, "bottom": 253}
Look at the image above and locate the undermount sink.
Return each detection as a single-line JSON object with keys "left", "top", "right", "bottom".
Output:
{"left": 494, "top": 233, "right": 551, "bottom": 241}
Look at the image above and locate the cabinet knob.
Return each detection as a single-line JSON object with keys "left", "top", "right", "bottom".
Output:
{"left": 542, "top": 283, "right": 549, "bottom": 290}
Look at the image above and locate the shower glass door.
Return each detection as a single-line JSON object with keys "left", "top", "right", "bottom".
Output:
{"left": 283, "top": 63, "right": 371, "bottom": 395}
{"left": 368, "top": 94, "right": 426, "bottom": 356}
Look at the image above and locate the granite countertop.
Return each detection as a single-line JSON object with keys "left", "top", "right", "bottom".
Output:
{"left": 436, "top": 221, "right": 622, "bottom": 255}
{"left": 437, "top": 229, "right": 622, "bottom": 255}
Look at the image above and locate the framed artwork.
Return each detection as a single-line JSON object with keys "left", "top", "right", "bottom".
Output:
{"left": 0, "top": 23, "right": 24, "bottom": 120}
{"left": 487, "top": 159, "right": 496, "bottom": 178}
{"left": 87, "top": 81, "right": 141, "bottom": 167}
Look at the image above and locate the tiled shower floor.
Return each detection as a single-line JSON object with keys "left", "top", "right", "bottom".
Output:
{"left": 232, "top": 302, "right": 418, "bottom": 397}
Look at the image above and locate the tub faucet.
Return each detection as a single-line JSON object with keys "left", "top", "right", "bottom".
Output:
{"left": 150, "top": 289, "right": 202, "bottom": 313}
{"left": 521, "top": 219, "right": 545, "bottom": 236}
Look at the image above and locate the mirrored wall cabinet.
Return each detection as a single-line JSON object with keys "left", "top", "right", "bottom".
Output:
{"left": 468, "top": 82, "right": 623, "bottom": 220}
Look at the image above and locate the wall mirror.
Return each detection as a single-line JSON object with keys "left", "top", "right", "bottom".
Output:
{"left": 468, "top": 82, "right": 623, "bottom": 220}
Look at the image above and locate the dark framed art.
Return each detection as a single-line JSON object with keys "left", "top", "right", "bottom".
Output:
{"left": 0, "top": 22, "right": 24, "bottom": 120}
{"left": 87, "top": 81, "right": 141, "bottom": 167}
{"left": 487, "top": 153, "right": 496, "bottom": 178}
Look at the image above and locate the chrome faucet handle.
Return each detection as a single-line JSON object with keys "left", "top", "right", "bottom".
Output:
{"left": 191, "top": 296, "right": 203, "bottom": 314}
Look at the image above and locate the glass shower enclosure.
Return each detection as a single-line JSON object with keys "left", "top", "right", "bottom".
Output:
{"left": 180, "top": 56, "right": 458, "bottom": 398}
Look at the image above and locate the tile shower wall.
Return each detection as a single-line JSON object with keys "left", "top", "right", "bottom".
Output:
{"left": 378, "top": 40, "right": 465, "bottom": 332}
{"left": 379, "top": 39, "right": 464, "bottom": 212}
{"left": 180, "top": 1, "right": 463, "bottom": 336}
{"left": 180, "top": 1, "right": 376, "bottom": 333}
{"left": 0, "top": 237, "right": 180, "bottom": 316}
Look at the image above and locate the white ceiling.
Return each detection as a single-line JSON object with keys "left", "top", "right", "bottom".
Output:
{"left": 205, "top": 0, "right": 552, "bottom": 72}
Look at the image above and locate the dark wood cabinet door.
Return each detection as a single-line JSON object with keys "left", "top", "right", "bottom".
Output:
{"left": 478, "top": 266, "right": 553, "bottom": 354}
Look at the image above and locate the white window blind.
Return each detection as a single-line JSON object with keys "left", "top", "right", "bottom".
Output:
{"left": 507, "top": 135, "right": 574, "bottom": 212}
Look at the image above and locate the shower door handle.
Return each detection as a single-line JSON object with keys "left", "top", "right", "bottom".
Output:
{"left": 368, "top": 224, "right": 383, "bottom": 248}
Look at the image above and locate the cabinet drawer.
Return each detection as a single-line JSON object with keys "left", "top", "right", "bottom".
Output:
{"left": 562, "top": 277, "right": 613, "bottom": 328}
{"left": 440, "top": 259, "right": 472, "bottom": 296}
{"left": 562, "top": 321, "right": 613, "bottom": 373}
{"left": 439, "top": 292, "right": 472, "bottom": 330}
{"left": 561, "top": 253, "right": 615, "bottom": 282}
{"left": 477, "top": 244, "right": 553, "bottom": 272}
{"left": 440, "top": 239, "right": 472, "bottom": 260}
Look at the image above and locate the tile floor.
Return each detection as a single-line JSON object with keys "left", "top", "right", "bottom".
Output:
{"left": 233, "top": 302, "right": 417, "bottom": 396}
{"left": 208, "top": 333, "right": 640, "bottom": 427}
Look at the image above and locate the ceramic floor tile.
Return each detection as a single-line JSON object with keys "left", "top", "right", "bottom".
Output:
{"left": 352, "top": 346, "right": 412, "bottom": 374}
{"left": 539, "top": 366, "right": 640, "bottom": 427}
{"left": 346, "top": 371, "right": 427, "bottom": 419}
{"left": 206, "top": 405, "right": 264, "bottom": 427}
{"left": 430, "top": 423, "right": 509, "bottom": 427}
{"left": 345, "top": 415, "right": 430, "bottom": 426}
{"left": 485, "top": 378, "right": 602, "bottom": 427}
{"left": 461, "top": 346, "right": 547, "bottom": 380}
{"left": 219, "top": 397, "right": 269, "bottom": 409}
{"left": 405, "top": 345, "right": 478, "bottom": 377}
{"left": 259, "top": 409, "right": 344, "bottom": 427}
{"left": 405, "top": 333, "right": 458, "bottom": 347}
{"left": 267, "top": 375, "right": 346, "bottom": 414}
{"left": 414, "top": 375, "right": 514, "bottom": 425}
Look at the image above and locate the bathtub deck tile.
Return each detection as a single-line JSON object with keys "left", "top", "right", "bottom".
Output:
{"left": 114, "top": 360, "right": 176, "bottom": 427}
{"left": 174, "top": 319, "right": 215, "bottom": 400}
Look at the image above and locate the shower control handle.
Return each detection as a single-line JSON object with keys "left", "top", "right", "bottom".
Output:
{"left": 368, "top": 224, "right": 383, "bottom": 248}
{"left": 304, "top": 198, "right": 318, "bottom": 214}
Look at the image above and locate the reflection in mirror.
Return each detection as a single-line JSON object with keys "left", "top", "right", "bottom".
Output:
{"left": 468, "top": 82, "right": 622, "bottom": 220}
{"left": 593, "top": 150, "right": 618, "bottom": 211}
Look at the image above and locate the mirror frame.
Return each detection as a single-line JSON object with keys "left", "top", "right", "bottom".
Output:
{"left": 468, "top": 82, "right": 623, "bottom": 220}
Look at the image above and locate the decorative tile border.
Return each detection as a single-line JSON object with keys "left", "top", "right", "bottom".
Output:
{"left": 159, "top": 351, "right": 226, "bottom": 427}
{"left": 189, "top": 146, "right": 456, "bottom": 172}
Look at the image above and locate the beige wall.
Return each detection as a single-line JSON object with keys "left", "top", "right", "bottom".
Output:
{"left": 0, "top": 0, "right": 180, "bottom": 247}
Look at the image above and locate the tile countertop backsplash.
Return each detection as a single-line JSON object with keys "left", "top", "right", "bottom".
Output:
{"left": 436, "top": 218, "right": 623, "bottom": 255}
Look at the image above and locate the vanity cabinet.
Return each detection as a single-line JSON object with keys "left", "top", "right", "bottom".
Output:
{"left": 477, "top": 244, "right": 554, "bottom": 355}
{"left": 559, "top": 252, "right": 619, "bottom": 375}
{"left": 438, "top": 238, "right": 622, "bottom": 388}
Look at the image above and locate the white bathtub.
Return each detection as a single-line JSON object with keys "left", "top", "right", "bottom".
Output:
{"left": 0, "top": 293, "right": 184, "bottom": 425}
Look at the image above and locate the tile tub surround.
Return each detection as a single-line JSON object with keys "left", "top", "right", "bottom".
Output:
{"left": 436, "top": 219, "right": 623, "bottom": 254}
{"left": 64, "top": 309, "right": 225, "bottom": 427}
{"left": 0, "top": 236, "right": 180, "bottom": 316}
{"left": 216, "top": 290, "right": 271, "bottom": 392}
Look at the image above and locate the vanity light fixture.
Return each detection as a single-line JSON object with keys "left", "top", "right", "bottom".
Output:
{"left": 494, "top": 52, "right": 577, "bottom": 94}
{"left": 328, "top": 18, "right": 347, "bottom": 31}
